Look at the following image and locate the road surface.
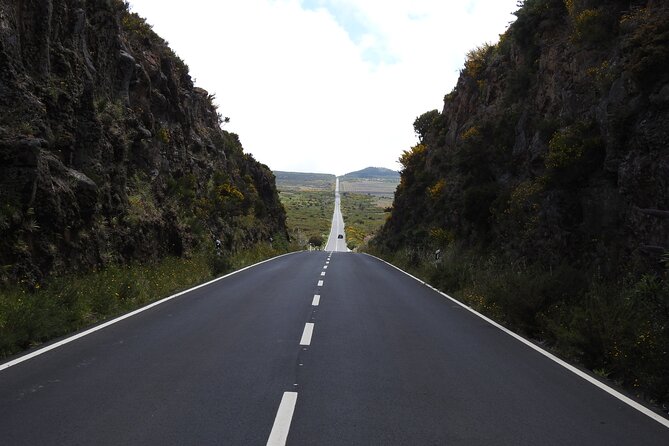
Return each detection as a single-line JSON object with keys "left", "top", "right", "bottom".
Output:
{"left": 324, "top": 178, "right": 347, "bottom": 252}
{"left": 1, "top": 256, "right": 668, "bottom": 444}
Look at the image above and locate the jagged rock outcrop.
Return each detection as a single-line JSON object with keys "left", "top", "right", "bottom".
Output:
{"left": 0, "top": 0, "right": 287, "bottom": 284}
{"left": 381, "top": 0, "right": 669, "bottom": 274}
{"left": 375, "top": 0, "right": 669, "bottom": 404}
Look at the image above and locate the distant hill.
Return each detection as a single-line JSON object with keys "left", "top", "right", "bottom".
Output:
{"left": 343, "top": 167, "right": 400, "bottom": 180}
{"left": 273, "top": 171, "right": 336, "bottom": 192}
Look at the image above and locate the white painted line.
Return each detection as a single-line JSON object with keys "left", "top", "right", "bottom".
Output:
{"left": 267, "top": 391, "right": 298, "bottom": 446}
{"left": 317, "top": 280, "right": 324, "bottom": 287}
{"left": 300, "top": 323, "right": 314, "bottom": 346}
{"left": 320, "top": 272, "right": 326, "bottom": 276}
{"left": 363, "top": 253, "right": 669, "bottom": 429}
{"left": 0, "top": 251, "right": 303, "bottom": 372}
{"left": 312, "top": 294, "right": 320, "bottom": 306}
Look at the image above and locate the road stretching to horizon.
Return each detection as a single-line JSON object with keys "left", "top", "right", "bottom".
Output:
{"left": 1, "top": 189, "right": 668, "bottom": 444}
{"left": 324, "top": 177, "right": 348, "bottom": 252}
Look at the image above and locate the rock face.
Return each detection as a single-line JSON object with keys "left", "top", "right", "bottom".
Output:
{"left": 375, "top": 0, "right": 669, "bottom": 405}
{"left": 0, "top": 0, "right": 287, "bottom": 284}
{"left": 380, "top": 0, "right": 669, "bottom": 275}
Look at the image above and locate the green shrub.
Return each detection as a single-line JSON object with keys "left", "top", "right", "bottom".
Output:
{"left": 463, "top": 182, "right": 498, "bottom": 229}
{"left": 413, "top": 110, "right": 441, "bottom": 142}
{"left": 622, "top": 5, "right": 669, "bottom": 87}
{"left": 207, "top": 251, "right": 232, "bottom": 276}
{"left": 308, "top": 235, "right": 324, "bottom": 248}
{"left": 368, "top": 240, "right": 669, "bottom": 405}
{"left": 572, "top": 8, "right": 614, "bottom": 44}
{"left": 157, "top": 126, "right": 170, "bottom": 144}
{"left": 464, "top": 43, "right": 494, "bottom": 79}
{"left": 544, "top": 121, "right": 605, "bottom": 187}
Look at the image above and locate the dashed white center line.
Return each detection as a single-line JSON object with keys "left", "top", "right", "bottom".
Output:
{"left": 267, "top": 392, "right": 298, "bottom": 446}
{"left": 312, "top": 294, "right": 320, "bottom": 306}
{"left": 320, "top": 272, "right": 326, "bottom": 276}
{"left": 317, "top": 280, "right": 323, "bottom": 287}
{"left": 300, "top": 323, "right": 314, "bottom": 345}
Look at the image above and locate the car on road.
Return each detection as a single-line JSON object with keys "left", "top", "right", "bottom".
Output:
{"left": 337, "top": 234, "right": 343, "bottom": 239}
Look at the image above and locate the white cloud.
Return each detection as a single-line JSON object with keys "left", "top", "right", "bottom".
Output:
{"left": 127, "top": 0, "right": 518, "bottom": 175}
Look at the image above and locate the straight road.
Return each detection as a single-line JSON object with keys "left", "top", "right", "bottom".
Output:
{"left": 324, "top": 178, "right": 347, "bottom": 252}
{"left": 1, "top": 253, "right": 668, "bottom": 444}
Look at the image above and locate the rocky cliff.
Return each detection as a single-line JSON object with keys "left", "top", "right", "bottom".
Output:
{"left": 383, "top": 0, "right": 668, "bottom": 273}
{"left": 376, "top": 0, "right": 669, "bottom": 403}
{"left": 0, "top": 0, "right": 287, "bottom": 285}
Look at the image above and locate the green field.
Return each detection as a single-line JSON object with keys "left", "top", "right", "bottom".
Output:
{"left": 339, "top": 174, "right": 397, "bottom": 250}
{"left": 274, "top": 171, "right": 335, "bottom": 248}
{"left": 279, "top": 190, "right": 333, "bottom": 247}
{"left": 339, "top": 177, "right": 398, "bottom": 196}
{"left": 340, "top": 192, "right": 392, "bottom": 250}
{"left": 274, "top": 171, "right": 335, "bottom": 192}
{"left": 274, "top": 169, "right": 397, "bottom": 250}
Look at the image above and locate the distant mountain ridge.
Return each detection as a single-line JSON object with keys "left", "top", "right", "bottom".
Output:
{"left": 274, "top": 171, "right": 336, "bottom": 181}
{"left": 343, "top": 167, "right": 399, "bottom": 179}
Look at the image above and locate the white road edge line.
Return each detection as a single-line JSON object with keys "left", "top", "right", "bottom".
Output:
{"left": 317, "top": 280, "right": 324, "bottom": 287}
{"left": 363, "top": 253, "right": 669, "bottom": 429}
{"left": 266, "top": 391, "right": 298, "bottom": 446}
{"left": 0, "top": 251, "right": 302, "bottom": 372}
{"left": 300, "top": 323, "right": 314, "bottom": 346}
{"left": 312, "top": 294, "right": 320, "bottom": 306}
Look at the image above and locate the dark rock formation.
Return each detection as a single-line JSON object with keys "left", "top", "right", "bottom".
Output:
{"left": 375, "top": 0, "right": 669, "bottom": 405}
{"left": 380, "top": 0, "right": 669, "bottom": 275}
{"left": 0, "top": 0, "right": 287, "bottom": 284}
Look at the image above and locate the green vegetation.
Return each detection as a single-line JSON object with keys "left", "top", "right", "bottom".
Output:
{"left": 274, "top": 171, "right": 335, "bottom": 249}
{"left": 278, "top": 190, "right": 333, "bottom": 248}
{"left": 274, "top": 170, "right": 398, "bottom": 250}
{"left": 0, "top": 242, "right": 291, "bottom": 358}
{"left": 367, "top": 243, "right": 669, "bottom": 406}
{"left": 374, "top": 0, "right": 669, "bottom": 407}
{"left": 308, "top": 235, "right": 324, "bottom": 248}
{"left": 340, "top": 193, "right": 392, "bottom": 251}
{"left": 339, "top": 178, "right": 398, "bottom": 195}
{"left": 0, "top": 0, "right": 292, "bottom": 360}
{"left": 339, "top": 170, "right": 398, "bottom": 250}
{"left": 274, "top": 171, "right": 335, "bottom": 192}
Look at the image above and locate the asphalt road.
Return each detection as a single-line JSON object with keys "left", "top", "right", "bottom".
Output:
{"left": 1, "top": 251, "right": 668, "bottom": 445}
{"left": 324, "top": 178, "right": 348, "bottom": 252}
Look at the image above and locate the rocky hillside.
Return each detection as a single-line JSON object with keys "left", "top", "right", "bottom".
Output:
{"left": 0, "top": 0, "right": 287, "bottom": 285}
{"left": 376, "top": 0, "right": 669, "bottom": 404}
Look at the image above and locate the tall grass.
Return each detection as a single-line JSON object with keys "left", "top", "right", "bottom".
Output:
{"left": 0, "top": 242, "right": 297, "bottom": 359}
{"left": 367, "top": 243, "right": 669, "bottom": 407}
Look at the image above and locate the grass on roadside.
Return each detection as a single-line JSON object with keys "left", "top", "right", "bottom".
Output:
{"left": 0, "top": 241, "right": 296, "bottom": 359}
{"left": 366, "top": 242, "right": 669, "bottom": 407}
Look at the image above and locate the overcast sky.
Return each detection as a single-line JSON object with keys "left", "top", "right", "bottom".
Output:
{"left": 127, "top": 0, "right": 518, "bottom": 175}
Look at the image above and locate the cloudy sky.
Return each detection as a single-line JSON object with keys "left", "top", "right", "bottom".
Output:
{"left": 127, "top": 0, "right": 519, "bottom": 175}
